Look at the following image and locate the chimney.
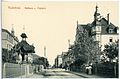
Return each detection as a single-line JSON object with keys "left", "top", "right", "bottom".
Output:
{"left": 107, "top": 13, "right": 110, "bottom": 24}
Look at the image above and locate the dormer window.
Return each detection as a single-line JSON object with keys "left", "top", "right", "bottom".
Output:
{"left": 109, "top": 37, "right": 113, "bottom": 42}
{"left": 109, "top": 29, "right": 113, "bottom": 33}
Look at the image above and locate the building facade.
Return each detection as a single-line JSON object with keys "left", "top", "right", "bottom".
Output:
{"left": 2, "top": 28, "right": 19, "bottom": 62}
{"left": 58, "top": 5, "right": 118, "bottom": 69}
{"left": 91, "top": 6, "right": 119, "bottom": 51}
{"left": 76, "top": 5, "right": 119, "bottom": 51}
{"left": 54, "top": 55, "right": 62, "bottom": 68}
{"left": 2, "top": 28, "right": 19, "bottom": 50}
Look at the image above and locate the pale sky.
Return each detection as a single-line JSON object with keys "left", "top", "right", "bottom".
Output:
{"left": 2, "top": 1, "right": 118, "bottom": 65}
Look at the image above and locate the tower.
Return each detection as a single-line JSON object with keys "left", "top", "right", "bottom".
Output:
{"left": 68, "top": 39, "right": 70, "bottom": 47}
{"left": 11, "top": 24, "right": 15, "bottom": 35}
{"left": 94, "top": 5, "right": 101, "bottom": 21}
{"left": 44, "top": 46, "right": 46, "bottom": 58}
{"left": 92, "top": 5, "right": 102, "bottom": 46}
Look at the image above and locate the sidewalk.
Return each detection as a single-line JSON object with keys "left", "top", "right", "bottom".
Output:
{"left": 65, "top": 71, "right": 104, "bottom": 78}
{"left": 16, "top": 71, "right": 45, "bottom": 78}
{"left": 17, "top": 73, "right": 33, "bottom": 78}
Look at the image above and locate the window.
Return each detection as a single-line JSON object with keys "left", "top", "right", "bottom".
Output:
{"left": 109, "top": 29, "right": 113, "bottom": 33}
{"left": 92, "top": 27, "right": 95, "bottom": 32}
{"left": 7, "top": 44, "right": 9, "bottom": 49}
{"left": 97, "top": 36, "right": 100, "bottom": 41}
{"left": 7, "top": 34, "right": 9, "bottom": 40}
{"left": 97, "top": 26, "right": 101, "bottom": 32}
{"left": 109, "top": 37, "right": 113, "bottom": 42}
{"left": 98, "top": 27, "right": 100, "bottom": 31}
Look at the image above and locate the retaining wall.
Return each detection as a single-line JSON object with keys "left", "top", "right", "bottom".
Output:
{"left": 2, "top": 63, "right": 34, "bottom": 78}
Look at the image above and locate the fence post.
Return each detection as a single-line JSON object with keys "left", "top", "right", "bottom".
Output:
{"left": 114, "top": 63, "right": 116, "bottom": 78}
{"left": 20, "top": 64, "right": 22, "bottom": 78}
{"left": 2, "top": 63, "right": 6, "bottom": 78}
{"left": 27, "top": 64, "right": 29, "bottom": 75}
{"left": 95, "top": 62, "right": 98, "bottom": 75}
{"left": 25, "top": 64, "right": 27, "bottom": 77}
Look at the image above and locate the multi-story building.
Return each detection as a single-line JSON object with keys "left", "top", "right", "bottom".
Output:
{"left": 54, "top": 55, "right": 62, "bottom": 68}
{"left": 2, "top": 28, "right": 19, "bottom": 51}
{"left": 91, "top": 6, "right": 119, "bottom": 51}
{"left": 54, "top": 58, "right": 58, "bottom": 67}
{"left": 2, "top": 28, "right": 19, "bottom": 62}
{"left": 76, "top": 5, "right": 119, "bottom": 51}
{"left": 61, "top": 52, "right": 67, "bottom": 68}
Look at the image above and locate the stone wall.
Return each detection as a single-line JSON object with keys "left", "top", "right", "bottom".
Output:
{"left": 2, "top": 63, "right": 34, "bottom": 78}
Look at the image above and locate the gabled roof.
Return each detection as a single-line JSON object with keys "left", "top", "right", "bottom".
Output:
{"left": 77, "top": 24, "right": 87, "bottom": 32}
{"left": 100, "top": 18, "right": 109, "bottom": 26}
{"left": 76, "top": 24, "right": 92, "bottom": 36}
{"left": 92, "top": 17, "right": 117, "bottom": 28}
{"left": 91, "top": 17, "right": 118, "bottom": 34}
{"left": 2, "top": 28, "right": 19, "bottom": 42}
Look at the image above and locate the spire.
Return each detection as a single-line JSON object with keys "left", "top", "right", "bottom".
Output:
{"left": 68, "top": 39, "right": 70, "bottom": 47}
{"left": 95, "top": 5, "right": 98, "bottom": 12}
{"left": 23, "top": 25, "right": 25, "bottom": 33}
{"left": 44, "top": 46, "right": 46, "bottom": 58}
{"left": 77, "top": 20, "right": 79, "bottom": 26}
{"left": 11, "top": 24, "right": 15, "bottom": 35}
{"left": 21, "top": 25, "right": 27, "bottom": 40}
{"left": 94, "top": 5, "right": 100, "bottom": 21}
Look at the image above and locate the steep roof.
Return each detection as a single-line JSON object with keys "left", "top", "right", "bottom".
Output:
{"left": 2, "top": 28, "right": 19, "bottom": 42}
{"left": 76, "top": 24, "right": 92, "bottom": 36}
{"left": 76, "top": 24, "right": 87, "bottom": 32}
{"left": 91, "top": 17, "right": 118, "bottom": 34}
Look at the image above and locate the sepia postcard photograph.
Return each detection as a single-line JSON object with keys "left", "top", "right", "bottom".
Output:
{"left": 1, "top": 0, "right": 119, "bottom": 78}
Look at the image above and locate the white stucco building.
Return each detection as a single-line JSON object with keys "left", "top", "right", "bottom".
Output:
{"left": 76, "top": 5, "right": 119, "bottom": 51}
{"left": 2, "top": 28, "right": 19, "bottom": 51}
{"left": 91, "top": 5, "right": 119, "bottom": 51}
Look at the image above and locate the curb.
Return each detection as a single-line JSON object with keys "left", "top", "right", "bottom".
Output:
{"left": 65, "top": 71, "right": 88, "bottom": 78}
{"left": 17, "top": 74, "right": 33, "bottom": 78}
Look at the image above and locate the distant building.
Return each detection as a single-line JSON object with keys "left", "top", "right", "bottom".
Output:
{"left": 54, "top": 58, "right": 57, "bottom": 67}
{"left": 55, "top": 55, "right": 62, "bottom": 68}
{"left": 30, "top": 54, "right": 45, "bottom": 72}
{"left": 2, "top": 28, "right": 19, "bottom": 51}
{"left": 61, "top": 52, "right": 67, "bottom": 68}
{"left": 76, "top": 5, "right": 119, "bottom": 51}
